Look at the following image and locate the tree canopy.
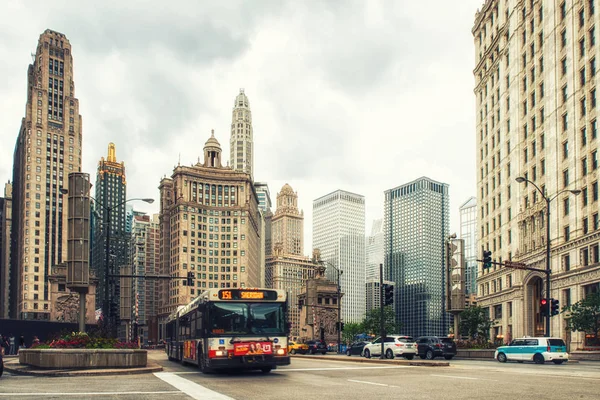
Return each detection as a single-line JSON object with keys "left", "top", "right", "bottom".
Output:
{"left": 563, "top": 292, "right": 600, "bottom": 340}
{"left": 459, "top": 306, "right": 494, "bottom": 341}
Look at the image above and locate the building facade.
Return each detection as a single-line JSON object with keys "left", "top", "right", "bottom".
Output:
{"left": 91, "top": 143, "right": 128, "bottom": 326}
{"left": 474, "top": 0, "right": 600, "bottom": 347}
{"left": 0, "top": 182, "right": 13, "bottom": 318}
{"left": 158, "top": 131, "right": 261, "bottom": 328}
{"left": 229, "top": 89, "right": 253, "bottom": 177}
{"left": 366, "top": 219, "right": 383, "bottom": 280}
{"left": 384, "top": 176, "right": 450, "bottom": 338}
{"left": 254, "top": 182, "right": 272, "bottom": 213}
{"left": 9, "top": 29, "right": 83, "bottom": 320}
{"left": 271, "top": 184, "right": 304, "bottom": 256}
{"left": 365, "top": 278, "right": 394, "bottom": 314}
{"left": 460, "top": 197, "right": 478, "bottom": 296}
{"left": 313, "top": 190, "right": 365, "bottom": 323}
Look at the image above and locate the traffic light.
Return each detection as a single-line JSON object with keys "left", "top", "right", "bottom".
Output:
{"left": 483, "top": 250, "right": 493, "bottom": 269}
{"left": 551, "top": 298, "right": 560, "bottom": 316}
{"left": 336, "top": 322, "right": 345, "bottom": 331}
{"left": 384, "top": 284, "right": 394, "bottom": 306}
{"left": 186, "top": 271, "right": 194, "bottom": 286}
{"left": 540, "top": 298, "right": 549, "bottom": 317}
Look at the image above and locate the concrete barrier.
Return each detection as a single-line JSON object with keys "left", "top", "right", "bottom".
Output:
{"left": 456, "top": 349, "right": 495, "bottom": 359}
{"left": 19, "top": 349, "right": 147, "bottom": 369}
{"left": 570, "top": 351, "right": 600, "bottom": 361}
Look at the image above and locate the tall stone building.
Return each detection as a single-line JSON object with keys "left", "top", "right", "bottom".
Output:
{"left": 384, "top": 177, "right": 450, "bottom": 338}
{"left": 474, "top": 0, "right": 600, "bottom": 346}
{"left": 313, "top": 190, "right": 365, "bottom": 323}
{"left": 9, "top": 29, "right": 82, "bottom": 319}
{"left": 158, "top": 130, "right": 261, "bottom": 329}
{"left": 230, "top": 89, "right": 253, "bottom": 177}
{"left": 265, "top": 184, "right": 318, "bottom": 339}
{"left": 0, "top": 182, "right": 13, "bottom": 318}
{"left": 460, "top": 197, "right": 478, "bottom": 296}
{"left": 91, "top": 143, "right": 128, "bottom": 327}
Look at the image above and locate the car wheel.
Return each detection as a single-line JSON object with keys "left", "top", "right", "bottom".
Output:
{"left": 290, "top": 349, "right": 296, "bottom": 355}
{"left": 419, "top": 354, "right": 426, "bottom": 360}
{"left": 444, "top": 355, "right": 454, "bottom": 360}
{"left": 261, "top": 367, "right": 272, "bottom": 373}
{"left": 321, "top": 351, "right": 327, "bottom": 355}
{"left": 385, "top": 349, "right": 394, "bottom": 359}
{"left": 346, "top": 350, "right": 352, "bottom": 356}
{"left": 533, "top": 353, "right": 545, "bottom": 365}
{"left": 497, "top": 352, "right": 507, "bottom": 363}
{"left": 404, "top": 355, "right": 414, "bottom": 360}
{"left": 552, "top": 360, "right": 564, "bottom": 365}
{"left": 364, "top": 349, "right": 371, "bottom": 358}
{"left": 425, "top": 350, "right": 434, "bottom": 360}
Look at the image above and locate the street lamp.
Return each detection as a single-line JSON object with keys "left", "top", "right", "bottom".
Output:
{"left": 92, "top": 197, "right": 154, "bottom": 336}
{"left": 515, "top": 176, "right": 580, "bottom": 337}
{"left": 319, "top": 260, "right": 343, "bottom": 354}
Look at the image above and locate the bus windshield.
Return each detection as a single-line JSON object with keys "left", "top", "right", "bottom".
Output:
{"left": 209, "top": 302, "right": 286, "bottom": 335}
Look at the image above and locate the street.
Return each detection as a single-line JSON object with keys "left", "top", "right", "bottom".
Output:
{"left": 1, "top": 351, "right": 600, "bottom": 399}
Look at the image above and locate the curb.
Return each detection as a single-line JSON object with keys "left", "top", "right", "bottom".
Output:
{"left": 4, "top": 361, "right": 163, "bottom": 377}
{"left": 291, "top": 354, "right": 449, "bottom": 367}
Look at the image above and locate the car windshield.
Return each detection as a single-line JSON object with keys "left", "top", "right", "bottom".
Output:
{"left": 209, "top": 302, "right": 286, "bottom": 335}
{"left": 548, "top": 339, "right": 566, "bottom": 347}
{"left": 397, "top": 337, "right": 414, "bottom": 343}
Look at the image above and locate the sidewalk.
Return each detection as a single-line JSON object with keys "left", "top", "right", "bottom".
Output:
{"left": 291, "top": 353, "right": 449, "bottom": 367}
{"left": 3, "top": 356, "right": 163, "bottom": 377}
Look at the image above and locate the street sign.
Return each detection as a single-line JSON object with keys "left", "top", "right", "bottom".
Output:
{"left": 505, "top": 261, "right": 527, "bottom": 269}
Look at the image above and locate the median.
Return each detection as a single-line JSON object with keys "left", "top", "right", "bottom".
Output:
{"left": 291, "top": 353, "right": 449, "bottom": 367}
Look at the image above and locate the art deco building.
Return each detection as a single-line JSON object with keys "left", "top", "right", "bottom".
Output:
{"left": 384, "top": 177, "right": 450, "bottom": 338}
{"left": 474, "top": 0, "right": 600, "bottom": 346}
{"left": 230, "top": 89, "right": 253, "bottom": 177}
{"left": 158, "top": 131, "right": 261, "bottom": 326}
{"left": 265, "top": 184, "right": 318, "bottom": 339}
{"left": 10, "top": 29, "right": 82, "bottom": 319}
{"left": 91, "top": 143, "right": 128, "bottom": 322}
{"left": 366, "top": 219, "right": 383, "bottom": 280}
{"left": 0, "top": 182, "right": 13, "bottom": 318}
{"left": 459, "top": 197, "right": 478, "bottom": 296}
{"left": 313, "top": 190, "right": 365, "bottom": 323}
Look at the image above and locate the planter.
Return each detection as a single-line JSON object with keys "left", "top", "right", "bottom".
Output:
{"left": 569, "top": 351, "right": 600, "bottom": 361}
{"left": 19, "top": 349, "right": 147, "bottom": 369}
{"left": 456, "top": 349, "right": 496, "bottom": 359}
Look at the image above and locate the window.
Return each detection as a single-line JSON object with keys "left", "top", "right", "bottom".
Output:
{"left": 581, "top": 67, "right": 587, "bottom": 86}
{"left": 563, "top": 113, "right": 569, "bottom": 131}
{"left": 592, "top": 58, "right": 597, "bottom": 75}
{"left": 562, "top": 30, "right": 567, "bottom": 48}
{"left": 562, "top": 57, "right": 568, "bottom": 75}
{"left": 593, "top": 150, "right": 598, "bottom": 169}
{"left": 591, "top": 26, "right": 597, "bottom": 46}
{"left": 565, "top": 226, "right": 571, "bottom": 242}
{"left": 580, "top": 38, "right": 586, "bottom": 58}
{"left": 580, "top": 8, "right": 586, "bottom": 28}
{"left": 563, "top": 253, "right": 571, "bottom": 271}
{"left": 561, "top": 2, "right": 567, "bottom": 20}
{"left": 563, "top": 141, "right": 569, "bottom": 158}
{"left": 562, "top": 85, "right": 568, "bottom": 103}
{"left": 583, "top": 157, "right": 589, "bottom": 175}
{"left": 564, "top": 198, "right": 570, "bottom": 215}
{"left": 563, "top": 169, "right": 570, "bottom": 187}
{"left": 593, "top": 181, "right": 599, "bottom": 201}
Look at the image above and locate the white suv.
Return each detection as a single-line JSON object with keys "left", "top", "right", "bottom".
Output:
{"left": 362, "top": 335, "right": 417, "bottom": 360}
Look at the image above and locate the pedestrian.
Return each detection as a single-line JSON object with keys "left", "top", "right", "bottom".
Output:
{"left": 32, "top": 336, "right": 40, "bottom": 346}
{"left": 18, "top": 335, "right": 26, "bottom": 353}
{"left": 8, "top": 335, "right": 15, "bottom": 356}
{"left": 0, "top": 336, "right": 6, "bottom": 356}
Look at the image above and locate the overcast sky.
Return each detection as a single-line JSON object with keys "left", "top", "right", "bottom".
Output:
{"left": 0, "top": 0, "right": 484, "bottom": 253}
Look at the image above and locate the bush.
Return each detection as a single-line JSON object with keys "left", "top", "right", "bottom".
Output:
{"left": 455, "top": 339, "right": 499, "bottom": 350}
{"left": 30, "top": 332, "right": 139, "bottom": 350}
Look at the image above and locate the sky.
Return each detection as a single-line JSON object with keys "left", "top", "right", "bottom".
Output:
{"left": 0, "top": 0, "right": 484, "bottom": 253}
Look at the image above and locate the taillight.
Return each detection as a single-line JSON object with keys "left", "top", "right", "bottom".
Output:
{"left": 547, "top": 346, "right": 551, "bottom": 352}
{"left": 436, "top": 343, "right": 442, "bottom": 348}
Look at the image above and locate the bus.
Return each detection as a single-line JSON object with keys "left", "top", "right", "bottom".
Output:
{"left": 165, "top": 288, "right": 291, "bottom": 373}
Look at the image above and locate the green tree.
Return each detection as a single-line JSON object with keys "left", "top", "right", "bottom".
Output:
{"left": 341, "top": 322, "right": 363, "bottom": 343}
{"left": 361, "top": 306, "right": 400, "bottom": 336}
{"left": 563, "top": 292, "right": 600, "bottom": 343}
{"left": 459, "top": 306, "right": 494, "bottom": 341}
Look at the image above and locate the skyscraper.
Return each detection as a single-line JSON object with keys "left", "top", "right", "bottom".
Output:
{"left": 313, "top": 190, "right": 365, "bottom": 323}
{"left": 459, "top": 197, "right": 477, "bottom": 296}
{"left": 473, "top": 1, "right": 600, "bottom": 345}
{"left": 158, "top": 130, "right": 261, "bottom": 325}
{"left": 0, "top": 182, "right": 13, "bottom": 318}
{"left": 91, "top": 143, "right": 128, "bottom": 327}
{"left": 265, "top": 184, "right": 317, "bottom": 339}
{"left": 366, "top": 219, "right": 383, "bottom": 280}
{"left": 384, "top": 177, "right": 450, "bottom": 337}
{"left": 10, "top": 29, "right": 82, "bottom": 319}
{"left": 230, "top": 89, "right": 253, "bottom": 177}
{"left": 254, "top": 182, "right": 272, "bottom": 213}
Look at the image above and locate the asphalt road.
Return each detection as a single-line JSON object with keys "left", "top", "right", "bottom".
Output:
{"left": 1, "top": 351, "right": 600, "bottom": 399}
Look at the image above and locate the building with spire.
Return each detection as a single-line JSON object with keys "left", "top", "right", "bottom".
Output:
{"left": 229, "top": 89, "right": 253, "bottom": 177}
{"left": 158, "top": 130, "right": 261, "bottom": 336}
{"left": 91, "top": 143, "right": 128, "bottom": 329}
{"left": 9, "top": 29, "right": 82, "bottom": 319}
{"left": 265, "top": 184, "right": 318, "bottom": 339}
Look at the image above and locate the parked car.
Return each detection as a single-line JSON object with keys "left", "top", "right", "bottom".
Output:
{"left": 416, "top": 336, "right": 457, "bottom": 360}
{"left": 288, "top": 341, "right": 309, "bottom": 355}
{"left": 346, "top": 341, "right": 369, "bottom": 356}
{"left": 362, "top": 335, "right": 417, "bottom": 359}
{"left": 494, "top": 337, "right": 569, "bottom": 364}
{"left": 306, "top": 340, "right": 327, "bottom": 355}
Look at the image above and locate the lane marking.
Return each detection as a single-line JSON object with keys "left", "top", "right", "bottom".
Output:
{"left": 0, "top": 391, "right": 182, "bottom": 397}
{"left": 155, "top": 372, "right": 234, "bottom": 400}
{"left": 348, "top": 379, "right": 395, "bottom": 387}
{"left": 174, "top": 365, "right": 414, "bottom": 374}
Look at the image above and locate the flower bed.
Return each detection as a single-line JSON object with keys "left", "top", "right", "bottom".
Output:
{"left": 32, "top": 332, "right": 138, "bottom": 350}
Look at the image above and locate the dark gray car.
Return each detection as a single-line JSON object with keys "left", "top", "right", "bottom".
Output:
{"left": 416, "top": 336, "right": 457, "bottom": 360}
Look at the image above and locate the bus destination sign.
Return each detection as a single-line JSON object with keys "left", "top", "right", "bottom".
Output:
{"left": 218, "top": 289, "right": 278, "bottom": 301}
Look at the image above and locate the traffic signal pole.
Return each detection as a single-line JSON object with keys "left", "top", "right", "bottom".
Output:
{"left": 379, "top": 263, "right": 385, "bottom": 359}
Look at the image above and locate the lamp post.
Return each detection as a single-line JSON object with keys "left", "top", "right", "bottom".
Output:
{"left": 92, "top": 197, "right": 154, "bottom": 336}
{"left": 319, "top": 260, "right": 343, "bottom": 354}
{"left": 515, "top": 176, "right": 580, "bottom": 337}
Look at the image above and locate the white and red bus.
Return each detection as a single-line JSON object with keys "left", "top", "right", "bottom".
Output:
{"left": 165, "top": 288, "right": 290, "bottom": 373}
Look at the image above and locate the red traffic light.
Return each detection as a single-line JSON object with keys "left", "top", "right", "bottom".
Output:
{"left": 540, "top": 299, "right": 548, "bottom": 305}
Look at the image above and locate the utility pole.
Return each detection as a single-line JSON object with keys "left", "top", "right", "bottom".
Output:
{"left": 379, "top": 263, "right": 385, "bottom": 359}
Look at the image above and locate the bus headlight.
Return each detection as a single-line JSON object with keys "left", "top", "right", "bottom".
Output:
{"left": 215, "top": 350, "right": 224, "bottom": 356}
{"left": 277, "top": 348, "right": 285, "bottom": 355}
